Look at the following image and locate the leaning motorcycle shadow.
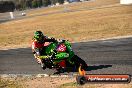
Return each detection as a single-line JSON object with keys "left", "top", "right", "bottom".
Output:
{"left": 85, "top": 64, "right": 112, "bottom": 71}
{"left": 54, "top": 65, "right": 112, "bottom": 74}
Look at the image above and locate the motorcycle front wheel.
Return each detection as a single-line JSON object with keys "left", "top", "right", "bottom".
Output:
{"left": 40, "top": 62, "right": 46, "bottom": 70}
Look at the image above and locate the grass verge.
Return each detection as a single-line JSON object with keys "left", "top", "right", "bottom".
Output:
{"left": 0, "top": 78, "right": 22, "bottom": 88}
{"left": 59, "top": 82, "right": 132, "bottom": 88}
{"left": 0, "top": 0, "right": 132, "bottom": 49}
{"left": 59, "top": 82, "right": 98, "bottom": 88}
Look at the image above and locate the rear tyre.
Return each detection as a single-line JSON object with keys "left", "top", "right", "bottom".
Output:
{"left": 72, "top": 55, "right": 88, "bottom": 70}
{"left": 56, "top": 65, "right": 65, "bottom": 73}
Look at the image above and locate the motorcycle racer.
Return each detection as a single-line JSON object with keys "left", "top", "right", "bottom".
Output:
{"left": 32, "top": 31, "right": 56, "bottom": 64}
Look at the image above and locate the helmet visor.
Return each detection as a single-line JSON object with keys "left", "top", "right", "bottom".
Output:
{"left": 34, "top": 35, "right": 43, "bottom": 41}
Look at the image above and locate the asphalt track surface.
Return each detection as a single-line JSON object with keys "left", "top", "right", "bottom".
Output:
{"left": 0, "top": 37, "right": 132, "bottom": 75}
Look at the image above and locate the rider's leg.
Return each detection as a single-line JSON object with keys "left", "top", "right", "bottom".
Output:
{"left": 34, "top": 48, "right": 42, "bottom": 64}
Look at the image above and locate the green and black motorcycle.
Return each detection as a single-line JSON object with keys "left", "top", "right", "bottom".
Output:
{"left": 39, "top": 40, "right": 87, "bottom": 73}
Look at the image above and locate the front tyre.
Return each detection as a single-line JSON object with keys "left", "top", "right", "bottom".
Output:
{"left": 40, "top": 62, "right": 46, "bottom": 70}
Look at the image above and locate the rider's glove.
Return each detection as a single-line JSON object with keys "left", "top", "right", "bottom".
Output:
{"left": 51, "top": 37, "right": 55, "bottom": 40}
{"left": 51, "top": 37, "right": 58, "bottom": 43}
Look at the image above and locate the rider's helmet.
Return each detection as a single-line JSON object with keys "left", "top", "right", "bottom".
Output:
{"left": 34, "top": 31, "right": 44, "bottom": 41}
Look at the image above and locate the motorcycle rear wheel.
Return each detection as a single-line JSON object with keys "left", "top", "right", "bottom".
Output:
{"left": 71, "top": 55, "right": 87, "bottom": 70}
